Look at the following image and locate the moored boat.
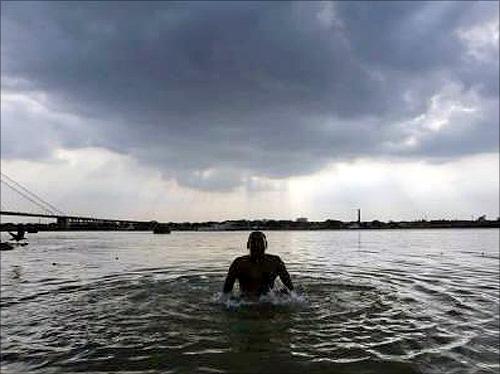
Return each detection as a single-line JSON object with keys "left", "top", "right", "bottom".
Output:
{"left": 0, "top": 242, "right": 15, "bottom": 251}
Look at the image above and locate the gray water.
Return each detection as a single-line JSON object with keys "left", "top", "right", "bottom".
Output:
{"left": 1, "top": 229, "right": 498, "bottom": 374}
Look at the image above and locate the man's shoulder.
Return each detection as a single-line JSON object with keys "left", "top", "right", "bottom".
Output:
{"left": 233, "top": 254, "right": 283, "bottom": 264}
{"left": 233, "top": 255, "right": 251, "bottom": 264}
{"left": 264, "top": 254, "right": 283, "bottom": 263}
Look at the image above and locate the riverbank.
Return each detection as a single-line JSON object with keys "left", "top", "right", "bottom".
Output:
{"left": 1, "top": 218, "right": 498, "bottom": 232}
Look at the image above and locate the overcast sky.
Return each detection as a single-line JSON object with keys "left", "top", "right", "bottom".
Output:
{"left": 1, "top": 1, "right": 498, "bottom": 222}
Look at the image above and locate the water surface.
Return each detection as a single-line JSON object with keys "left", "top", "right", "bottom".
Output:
{"left": 1, "top": 229, "right": 498, "bottom": 373}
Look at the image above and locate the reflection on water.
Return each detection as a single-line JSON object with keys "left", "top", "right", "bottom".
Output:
{"left": 1, "top": 229, "right": 498, "bottom": 373}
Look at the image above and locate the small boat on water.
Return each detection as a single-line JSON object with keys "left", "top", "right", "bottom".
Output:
{"left": 153, "top": 223, "right": 171, "bottom": 234}
{"left": 1, "top": 242, "right": 15, "bottom": 251}
{"left": 9, "top": 230, "right": 26, "bottom": 242}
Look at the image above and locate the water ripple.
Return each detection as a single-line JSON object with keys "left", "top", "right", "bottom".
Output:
{"left": 1, "top": 230, "right": 498, "bottom": 373}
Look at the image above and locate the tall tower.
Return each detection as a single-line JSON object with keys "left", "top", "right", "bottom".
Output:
{"left": 357, "top": 208, "right": 361, "bottom": 223}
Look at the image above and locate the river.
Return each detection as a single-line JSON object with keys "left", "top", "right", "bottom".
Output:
{"left": 1, "top": 229, "right": 498, "bottom": 373}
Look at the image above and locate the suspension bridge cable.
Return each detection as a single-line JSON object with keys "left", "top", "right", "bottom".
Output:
{"left": 0, "top": 172, "right": 64, "bottom": 214}
{"left": 1, "top": 178, "right": 55, "bottom": 214}
{"left": 0, "top": 178, "right": 57, "bottom": 215}
{"left": 0, "top": 172, "right": 65, "bottom": 215}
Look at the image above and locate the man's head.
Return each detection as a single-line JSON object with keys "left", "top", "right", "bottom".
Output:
{"left": 247, "top": 231, "right": 267, "bottom": 258}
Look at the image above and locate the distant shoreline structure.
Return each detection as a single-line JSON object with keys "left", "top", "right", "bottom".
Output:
{"left": 1, "top": 218, "right": 498, "bottom": 232}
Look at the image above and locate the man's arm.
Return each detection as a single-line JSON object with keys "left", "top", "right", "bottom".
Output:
{"left": 223, "top": 259, "right": 239, "bottom": 294}
{"left": 276, "top": 257, "right": 294, "bottom": 291}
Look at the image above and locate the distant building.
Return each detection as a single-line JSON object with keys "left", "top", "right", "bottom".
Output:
{"left": 296, "top": 217, "right": 308, "bottom": 223}
{"left": 198, "top": 222, "right": 235, "bottom": 231}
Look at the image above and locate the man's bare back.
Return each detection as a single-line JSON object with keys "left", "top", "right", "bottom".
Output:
{"left": 223, "top": 232, "right": 293, "bottom": 298}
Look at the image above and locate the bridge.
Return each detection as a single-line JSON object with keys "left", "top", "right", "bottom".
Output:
{"left": 0, "top": 172, "right": 158, "bottom": 231}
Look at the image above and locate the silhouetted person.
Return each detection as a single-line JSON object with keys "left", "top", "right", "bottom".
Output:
{"left": 223, "top": 231, "right": 294, "bottom": 299}
{"left": 9, "top": 224, "right": 25, "bottom": 242}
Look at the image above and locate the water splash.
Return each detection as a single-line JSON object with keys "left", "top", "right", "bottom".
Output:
{"left": 212, "top": 288, "right": 308, "bottom": 309}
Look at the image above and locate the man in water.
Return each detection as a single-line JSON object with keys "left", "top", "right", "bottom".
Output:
{"left": 223, "top": 231, "right": 294, "bottom": 299}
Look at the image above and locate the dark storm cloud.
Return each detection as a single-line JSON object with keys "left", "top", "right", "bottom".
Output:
{"left": 1, "top": 1, "right": 498, "bottom": 190}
